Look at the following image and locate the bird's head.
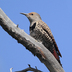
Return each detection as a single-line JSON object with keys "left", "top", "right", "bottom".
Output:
{"left": 20, "top": 12, "right": 41, "bottom": 23}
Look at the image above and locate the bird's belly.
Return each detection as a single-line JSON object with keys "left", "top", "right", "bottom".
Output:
{"left": 30, "top": 30, "right": 43, "bottom": 42}
{"left": 30, "top": 26, "right": 54, "bottom": 53}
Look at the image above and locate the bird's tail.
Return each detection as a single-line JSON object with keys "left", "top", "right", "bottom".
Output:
{"left": 52, "top": 49, "right": 62, "bottom": 67}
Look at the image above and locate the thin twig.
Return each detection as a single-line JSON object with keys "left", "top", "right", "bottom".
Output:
{"left": 15, "top": 64, "right": 42, "bottom": 72}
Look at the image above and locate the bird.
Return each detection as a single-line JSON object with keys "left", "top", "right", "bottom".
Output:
{"left": 20, "top": 12, "right": 62, "bottom": 66}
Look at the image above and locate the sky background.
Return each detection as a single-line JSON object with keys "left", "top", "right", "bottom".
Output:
{"left": 0, "top": 0, "right": 72, "bottom": 72}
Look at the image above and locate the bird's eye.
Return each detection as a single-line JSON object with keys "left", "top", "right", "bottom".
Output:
{"left": 31, "top": 13, "right": 33, "bottom": 15}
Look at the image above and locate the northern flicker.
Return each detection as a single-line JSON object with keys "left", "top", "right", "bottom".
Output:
{"left": 20, "top": 12, "right": 62, "bottom": 66}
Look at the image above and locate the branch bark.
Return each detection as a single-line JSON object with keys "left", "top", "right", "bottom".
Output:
{"left": 0, "top": 8, "right": 65, "bottom": 72}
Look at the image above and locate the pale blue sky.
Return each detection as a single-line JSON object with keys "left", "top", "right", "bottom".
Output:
{"left": 0, "top": 0, "right": 72, "bottom": 72}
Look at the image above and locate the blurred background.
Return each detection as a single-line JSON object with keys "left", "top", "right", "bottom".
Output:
{"left": 0, "top": 0, "right": 72, "bottom": 72}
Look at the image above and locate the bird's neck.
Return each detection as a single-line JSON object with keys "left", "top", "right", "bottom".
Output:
{"left": 30, "top": 21, "right": 36, "bottom": 25}
{"left": 30, "top": 19, "right": 41, "bottom": 26}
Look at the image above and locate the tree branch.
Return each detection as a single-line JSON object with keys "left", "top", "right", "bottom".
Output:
{"left": 0, "top": 8, "right": 65, "bottom": 72}
{"left": 16, "top": 64, "right": 42, "bottom": 72}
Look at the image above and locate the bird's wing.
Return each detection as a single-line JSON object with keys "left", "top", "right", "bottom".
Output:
{"left": 38, "top": 20, "right": 62, "bottom": 57}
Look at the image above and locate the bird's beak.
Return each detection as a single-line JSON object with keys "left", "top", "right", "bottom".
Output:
{"left": 20, "top": 13, "right": 28, "bottom": 17}
{"left": 20, "top": 13, "right": 31, "bottom": 22}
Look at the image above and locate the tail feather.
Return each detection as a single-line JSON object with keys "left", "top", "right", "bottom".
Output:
{"left": 52, "top": 49, "right": 62, "bottom": 66}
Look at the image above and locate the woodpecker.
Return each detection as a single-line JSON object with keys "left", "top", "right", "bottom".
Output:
{"left": 20, "top": 12, "right": 62, "bottom": 66}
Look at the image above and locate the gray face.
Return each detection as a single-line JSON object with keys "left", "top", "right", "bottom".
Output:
{"left": 20, "top": 12, "right": 41, "bottom": 23}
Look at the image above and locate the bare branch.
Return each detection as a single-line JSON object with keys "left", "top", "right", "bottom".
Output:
{"left": 0, "top": 8, "right": 65, "bottom": 72}
{"left": 15, "top": 64, "right": 42, "bottom": 72}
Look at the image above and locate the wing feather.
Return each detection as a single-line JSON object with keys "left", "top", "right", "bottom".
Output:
{"left": 38, "top": 20, "right": 62, "bottom": 57}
